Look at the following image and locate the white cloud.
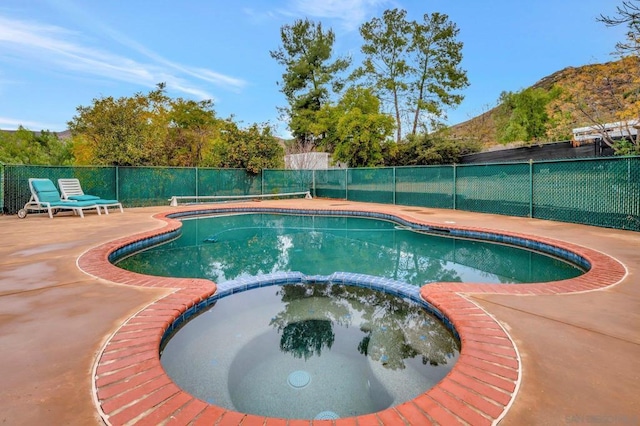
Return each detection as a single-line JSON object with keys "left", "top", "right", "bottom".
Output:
{"left": 0, "top": 15, "right": 245, "bottom": 100}
{"left": 286, "top": 0, "right": 391, "bottom": 31}
{"left": 0, "top": 116, "right": 60, "bottom": 131}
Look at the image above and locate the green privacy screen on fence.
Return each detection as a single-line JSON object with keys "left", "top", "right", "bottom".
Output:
{"left": 315, "top": 169, "right": 347, "bottom": 199}
{"left": 263, "top": 170, "right": 312, "bottom": 194}
{"left": 456, "top": 162, "right": 531, "bottom": 217}
{"left": 533, "top": 158, "right": 640, "bottom": 230}
{"left": 2, "top": 157, "right": 639, "bottom": 231}
{"left": 118, "top": 167, "right": 196, "bottom": 207}
{"left": 348, "top": 168, "right": 395, "bottom": 204}
{"left": 395, "top": 166, "right": 454, "bottom": 208}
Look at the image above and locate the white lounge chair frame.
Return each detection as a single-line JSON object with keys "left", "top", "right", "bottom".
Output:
{"left": 19, "top": 178, "right": 101, "bottom": 219}
{"left": 58, "top": 178, "right": 123, "bottom": 214}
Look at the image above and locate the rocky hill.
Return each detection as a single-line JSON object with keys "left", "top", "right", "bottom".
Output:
{"left": 449, "top": 56, "right": 640, "bottom": 147}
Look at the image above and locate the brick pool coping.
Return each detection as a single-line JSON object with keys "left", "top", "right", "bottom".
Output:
{"left": 78, "top": 206, "right": 627, "bottom": 426}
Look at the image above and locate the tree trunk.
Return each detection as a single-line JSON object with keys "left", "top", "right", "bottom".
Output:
{"left": 412, "top": 58, "right": 429, "bottom": 135}
{"left": 394, "top": 88, "right": 402, "bottom": 143}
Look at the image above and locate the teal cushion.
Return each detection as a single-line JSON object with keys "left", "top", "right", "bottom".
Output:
{"left": 32, "top": 180, "right": 62, "bottom": 202}
{"left": 48, "top": 200, "right": 97, "bottom": 207}
{"left": 38, "top": 190, "right": 63, "bottom": 203}
{"left": 31, "top": 179, "right": 57, "bottom": 193}
{"left": 68, "top": 194, "right": 101, "bottom": 201}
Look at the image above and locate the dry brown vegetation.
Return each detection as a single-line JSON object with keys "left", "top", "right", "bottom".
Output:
{"left": 449, "top": 56, "right": 640, "bottom": 147}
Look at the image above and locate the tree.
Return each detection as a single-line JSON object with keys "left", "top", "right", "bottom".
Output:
{"left": 165, "top": 98, "right": 219, "bottom": 167}
{"left": 68, "top": 85, "right": 169, "bottom": 166}
{"left": 330, "top": 87, "right": 395, "bottom": 167}
{"left": 385, "top": 132, "right": 479, "bottom": 166}
{"left": 494, "top": 87, "right": 560, "bottom": 143}
{"left": 214, "top": 121, "right": 284, "bottom": 174}
{"left": 0, "top": 127, "right": 73, "bottom": 165}
{"left": 598, "top": 1, "right": 640, "bottom": 56}
{"left": 270, "top": 19, "right": 350, "bottom": 147}
{"left": 354, "top": 8, "right": 411, "bottom": 143}
{"left": 409, "top": 13, "right": 468, "bottom": 135}
{"left": 353, "top": 9, "right": 468, "bottom": 142}
{"left": 589, "top": 2, "right": 640, "bottom": 153}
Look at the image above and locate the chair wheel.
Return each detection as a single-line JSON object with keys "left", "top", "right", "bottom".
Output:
{"left": 17, "top": 209, "right": 28, "bottom": 219}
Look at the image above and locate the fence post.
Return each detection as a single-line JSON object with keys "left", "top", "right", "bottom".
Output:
{"left": 345, "top": 168, "right": 349, "bottom": 200}
{"left": 312, "top": 170, "right": 316, "bottom": 197}
{"left": 195, "top": 167, "right": 199, "bottom": 198}
{"left": 115, "top": 166, "right": 119, "bottom": 201}
{"left": 261, "top": 170, "right": 265, "bottom": 195}
{"left": 453, "top": 164, "right": 457, "bottom": 210}
{"left": 392, "top": 167, "right": 396, "bottom": 205}
{"left": 529, "top": 159, "right": 534, "bottom": 218}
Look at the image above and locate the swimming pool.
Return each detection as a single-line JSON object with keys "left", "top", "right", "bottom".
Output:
{"left": 160, "top": 281, "right": 460, "bottom": 419}
{"left": 109, "top": 211, "right": 586, "bottom": 420}
{"left": 86, "top": 204, "right": 627, "bottom": 425}
{"left": 116, "top": 213, "right": 584, "bottom": 285}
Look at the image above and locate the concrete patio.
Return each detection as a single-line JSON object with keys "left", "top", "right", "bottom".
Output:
{"left": 1, "top": 199, "right": 638, "bottom": 425}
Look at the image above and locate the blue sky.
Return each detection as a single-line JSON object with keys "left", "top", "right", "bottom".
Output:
{"left": 0, "top": 0, "right": 627, "bottom": 138}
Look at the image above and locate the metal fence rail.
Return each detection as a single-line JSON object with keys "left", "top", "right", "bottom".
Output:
{"left": 2, "top": 157, "right": 639, "bottom": 231}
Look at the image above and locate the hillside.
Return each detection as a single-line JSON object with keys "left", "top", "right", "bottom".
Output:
{"left": 449, "top": 56, "right": 640, "bottom": 147}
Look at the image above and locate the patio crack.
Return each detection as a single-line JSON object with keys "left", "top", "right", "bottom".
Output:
{"left": 471, "top": 297, "right": 640, "bottom": 347}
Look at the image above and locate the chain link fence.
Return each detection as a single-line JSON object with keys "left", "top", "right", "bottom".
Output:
{"left": 532, "top": 157, "right": 640, "bottom": 230}
{"left": 456, "top": 162, "right": 531, "bottom": 217}
{"left": 2, "top": 157, "right": 639, "bottom": 231}
{"left": 395, "top": 166, "right": 454, "bottom": 208}
{"left": 263, "top": 170, "right": 312, "bottom": 194}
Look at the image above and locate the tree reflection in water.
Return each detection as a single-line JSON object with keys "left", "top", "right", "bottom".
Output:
{"left": 117, "top": 213, "right": 581, "bottom": 286}
{"left": 270, "top": 283, "right": 459, "bottom": 370}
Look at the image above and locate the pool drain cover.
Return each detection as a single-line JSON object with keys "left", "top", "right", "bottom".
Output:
{"left": 315, "top": 411, "right": 339, "bottom": 420}
{"left": 287, "top": 370, "right": 311, "bottom": 388}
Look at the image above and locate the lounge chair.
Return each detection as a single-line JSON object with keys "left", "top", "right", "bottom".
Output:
{"left": 58, "top": 178, "right": 123, "bottom": 214}
{"left": 18, "top": 178, "right": 101, "bottom": 219}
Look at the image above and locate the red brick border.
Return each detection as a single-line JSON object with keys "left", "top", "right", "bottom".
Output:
{"left": 79, "top": 206, "right": 626, "bottom": 425}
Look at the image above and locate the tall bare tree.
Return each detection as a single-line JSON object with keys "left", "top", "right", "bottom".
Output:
{"left": 270, "top": 19, "right": 350, "bottom": 148}
{"left": 409, "top": 13, "right": 468, "bottom": 135}
{"left": 353, "top": 9, "right": 468, "bottom": 142}
{"left": 353, "top": 8, "right": 411, "bottom": 143}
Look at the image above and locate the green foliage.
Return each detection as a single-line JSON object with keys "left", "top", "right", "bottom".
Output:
{"left": 384, "top": 133, "right": 480, "bottom": 166}
{"left": 353, "top": 9, "right": 468, "bottom": 141}
{"left": 314, "top": 87, "right": 395, "bottom": 167}
{"left": 409, "top": 12, "right": 469, "bottom": 134}
{"left": 354, "top": 8, "right": 411, "bottom": 142}
{"left": 68, "top": 85, "right": 169, "bottom": 166}
{"left": 270, "top": 19, "right": 350, "bottom": 146}
{"left": 0, "top": 127, "right": 73, "bottom": 165}
{"left": 495, "top": 87, "right": 560, "bottom": 143}
{"left": 332, "top": 87, "right": 395, "bottom": 167}
{"left": 68, "top": 83, "right": 283, "bottom": 170}
{"left": 164, "top": 98, "right": 219, "bottom": 167}
{"left": 613, "top": 137, "right": 640, "bottom": 155}
{"left": 213, "top": 121, "right": 284, "bottom": 174}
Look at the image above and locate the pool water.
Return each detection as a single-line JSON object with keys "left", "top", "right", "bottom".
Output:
{"left": 160, "top": 282, "right": 461, "bottom": 419}
{"left": 117, "top": 213, "right": 583, "bottom": 285}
